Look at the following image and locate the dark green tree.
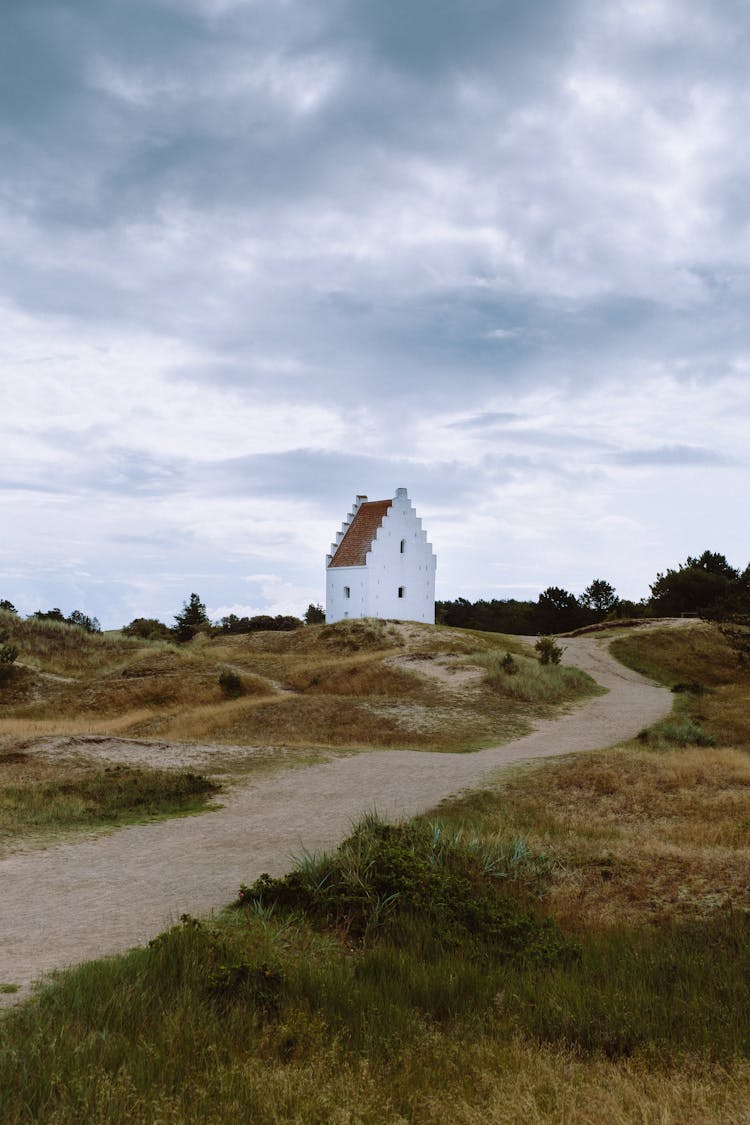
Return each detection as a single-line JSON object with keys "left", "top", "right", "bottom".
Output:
{"left": 173, "top": 593, "right": 210, "bottom": 643}
{"left": 0, "top": 600, "right": 17, "bottom": 614}
{"left": 536, "top": 587, "right": 586, "bottom": 633}
{"left": 304, "top": 603, "right": 325, "bottom": 625}
{"left": 580, "top": 579, "right": 618, "bottom": 616}
{"left": 535, "top": 635, "right": 563, "bottom": 665}
{"left": 650, "top": 551, "right": 740, "bottom": 617}
{"left": 684, "top": 551, "right": 739, "bottom": 579}
{"left": 67, "top": 610, "right": 101, "bottom": 634}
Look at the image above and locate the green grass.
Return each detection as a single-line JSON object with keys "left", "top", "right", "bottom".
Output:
{"left": 610, "top": 624, "right": 738, "bottom": 690}
{"left": 0, "top": 766, "right": 220, "bottom": 845}
{"left": 1, "top": 814, "right": 748, "bottom": 1123}
{"left": 478, "top": 649, "right": 602, "bottom": 704}
{"left": 638, "top": 712, "right": 717, "bottom": 750}
{"left": 612, "top": 623, "right": 750, "bottom": 752}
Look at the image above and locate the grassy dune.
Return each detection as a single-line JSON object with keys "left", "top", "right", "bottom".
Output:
{"left": 0, "top": 612, "right": 597, "bottom": 854}
{"left": 1, "top": 623, "right": 749, "bottom": 1121}
{"left": 0, "top": 750, "right": 219, "bottom": 852}
{"left": 0, "top": 612, "right": 597, "bottom": 753}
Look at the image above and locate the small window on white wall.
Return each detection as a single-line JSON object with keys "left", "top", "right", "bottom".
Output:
{"left": 400, "top": 539, "right": 406, "bottom": 553}
{"left": 398, "top": 586, "right": 405, "bottom": 598}
{"left": 344, "top": 586, "right": 351, "bottom": 598}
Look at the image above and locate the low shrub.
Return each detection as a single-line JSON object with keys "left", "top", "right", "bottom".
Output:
{"left": 658, "top": 719, "right": 716, "bottom": 747}
{"left": 671, "top": 681, "right": 705, "bottom": 694}
{"left": 0, "top": 629, "right": 18, "bottom": 667}
{"left": 640, "top": 717, "right": 716, "bottom": 748}
{"left": 218, "top": 669, "right": 245, "bottom": 698}
{"left": 237, "top": 816, "right": 576, "bottom": 966}
{"left": 535, "top": 635, "right": 563, "bottom": 665}
{"left": 0, "top": 630, "right": 18, "bottom": 683}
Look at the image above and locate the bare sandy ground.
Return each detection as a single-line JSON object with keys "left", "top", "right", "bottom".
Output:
{"left": 0, "top": 635, "right": 673, "bottom": 1001}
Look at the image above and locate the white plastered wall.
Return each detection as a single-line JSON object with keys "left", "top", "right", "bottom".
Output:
{"left": 326, "top": 488, "right": 436, "bottom": 624}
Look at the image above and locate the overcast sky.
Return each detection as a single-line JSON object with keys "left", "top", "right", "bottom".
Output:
{"left": 2, "top": 0, "right": 750, "bottom": 627}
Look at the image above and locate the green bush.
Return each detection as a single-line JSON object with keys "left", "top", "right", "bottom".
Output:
{"left": 237, "top": 816, "right": 576, "bottom": 966}
{"left": 535, "top": 635, "right": 563, "bottom": 665}
{"left": 659, "top": 718, "right": 716, "bottom": 747}
{"left": 0, "top": 628, "right": 18, "bottom": 680}
{"left": 122, "top": 617, "right": 173, "bottom": 641}
{"left": 218, "top": 669, "right": 245, "bottom": 698}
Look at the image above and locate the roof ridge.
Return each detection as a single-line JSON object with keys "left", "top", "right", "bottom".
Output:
{"left": 328, "top": 498, "right": 392, "bottom": 568}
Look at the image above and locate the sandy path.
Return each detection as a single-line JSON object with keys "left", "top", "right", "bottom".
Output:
{"left": 0, "top": 635, "right": 672, "bottom": 998}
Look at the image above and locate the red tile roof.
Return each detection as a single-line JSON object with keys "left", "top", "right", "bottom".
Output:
{"left": 328, "top": 499, "right": 392, "bottom": 567}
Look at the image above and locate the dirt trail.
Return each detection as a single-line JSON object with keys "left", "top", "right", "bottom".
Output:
{"left": 0, "top": 635, "right": 673, "bottom": 999}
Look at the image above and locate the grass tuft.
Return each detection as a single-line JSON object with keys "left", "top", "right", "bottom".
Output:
{"left": 237, "top": 815, "right": 570, "bottom": 962}
{"left": 0, "top": 766, "right": 220, "bottom": 845}
{"left": 479, "top": 649, "right": 600, "bottom": 703}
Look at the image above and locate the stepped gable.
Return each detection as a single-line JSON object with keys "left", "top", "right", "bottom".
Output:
{"left": 328, "top": 498, "right": 392, "bottom": 567}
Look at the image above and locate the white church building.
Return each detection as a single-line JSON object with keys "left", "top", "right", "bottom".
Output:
{"left": 326, "top": 488, "right": 436, "bottom": 624}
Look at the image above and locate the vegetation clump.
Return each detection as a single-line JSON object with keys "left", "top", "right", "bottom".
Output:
{"left": 0, "top": 628, "right": 18, "bottom": 680}
{"left": 121, "top": 616, "right": 174, "bottom": 641}
{"left": 218, "top": 669, "right": 245, "bottom": 698}
{"left": 238, "top": 816, "right": 576, "bottom": 965}
{"left": 31, "top": 607, "right": 101, "bottom": 633}
{"left": 0, "top": 766, "right": 220, "bottom": 842}
{"left": 316, "top": 618, "right": 403, "bottom": 652}
{"left": 535, "top": 635, "right": 563, "bottom": 665}
{"left": 480, "top": 648, "right": 595, "bottom": 704}
{"left": 641, "top": 717, "right": 716, "bottom": 749}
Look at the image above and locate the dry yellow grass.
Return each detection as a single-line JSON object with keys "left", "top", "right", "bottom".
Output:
{"left": 7, "top": 1029, "right": 749, "bottom": 1124}
{"left": 446, "top": 743, "right": 750, "bottom": 929}
{"left": 0, "top": 616, "right": 598, "bottom": 755}
{"left": 0, "top": 709, "right": 161, "bottom": 741}
{"left": 392, "top": 1038, "right": 750, "bottom": 1125}
{"left": 434, "top": 624, "right": 750, "bottom": 931}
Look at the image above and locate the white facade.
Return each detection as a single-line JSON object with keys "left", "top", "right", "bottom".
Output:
{"left": 326, "top": 488, "right": 436, "bottom": 624}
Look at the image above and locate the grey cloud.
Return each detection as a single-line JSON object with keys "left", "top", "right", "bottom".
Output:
{"left": 613, "top": 445, "right": 727, "bottom": 467}
{"left": 193, "top": 449, "right": 480, "bottom": 509}
{"left": 4, "top": 0, "right": 749, "bottom": 415}
{"left": 448, "top": 412, "right": 524, "bottom": 430}
{"left": 332, "top": 0, "right": 581, "bottom": 78}
{"left": 1, "top": 446, "right": 186, "bottom": 498}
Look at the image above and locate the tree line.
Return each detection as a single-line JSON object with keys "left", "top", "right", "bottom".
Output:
{"left": 122, "top": 595, "right": 325, "bottom": 644}
{"left": 437, "top": 551, "right": 750, "bottom": 635}
{"left": 3, "top": 549, "right": 750, "bottom": 644}
{"left": 0, "top": 594, "right": 326, "bottom": 646}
